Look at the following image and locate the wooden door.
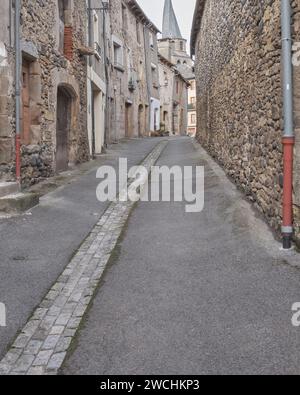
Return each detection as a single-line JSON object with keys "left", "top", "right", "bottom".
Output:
{"left": 138, "top": 105, "right": 143, "bottom": 137}
{"left": 56, "top": 88, "right": 70, "bottom": 172}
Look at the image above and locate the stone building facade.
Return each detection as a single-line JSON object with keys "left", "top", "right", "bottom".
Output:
{"left": 108, "top": 0, "right": 160, "bottom": 141}
{"left": 191, "top": 0, "right": 300, "bottom": 240}
{"left": 0, "top": 0, "right": 89, "bottom": 187}
{"left": 0, "top": 0, "right": 188, "bottom": 196}
{"left": 158, "top": 54, "right": 175, "bottom": 135}
{"left": 173, "top": 71, "right": 189, "bottom": 136}
{"left": 87, "top": 0, "right": 109, "bottom": 156}
{"left": 187, "top": 78, "right": 197, "bottom": 137}
{"left": 158, "top": 54, "right": 189, "bottom": 136}
{"left": 157, "top": 0, "right": 192, "bottom": 136}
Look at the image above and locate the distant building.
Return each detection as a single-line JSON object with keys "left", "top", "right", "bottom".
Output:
{"left": 187, "top": 79, "right": 197, "bottom": 137}
{"left": 157, "top": 0, "right": 193, "bottom": 136}
{"left": 158, "top": 0, "right": 194, "bottom": 80}
{"left": 158, "top": 54, "right": 189, "bottom": 136}
{"left": 108, "top": 0, "right": 160, "bottom": 140}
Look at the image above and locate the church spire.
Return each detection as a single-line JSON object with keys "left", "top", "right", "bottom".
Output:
{"left": 162, "top": 0, "right": 182, "bottom": 39}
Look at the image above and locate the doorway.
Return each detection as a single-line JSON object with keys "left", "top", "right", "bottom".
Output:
{"left": 56, "top": 86, "right": 72, "bottom": 172}
{"left": 125, "top": 102, "right": 132, "bottom": 138}
{"left": 138, "top": 104, "right": 144, "bottom": 137}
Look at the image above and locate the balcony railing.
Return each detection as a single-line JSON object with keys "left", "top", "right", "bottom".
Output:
{"left": 188, "top": 103, "right": 196, "bottom": 110}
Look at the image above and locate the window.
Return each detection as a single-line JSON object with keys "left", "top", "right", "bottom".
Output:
{"left": 164, "top": 71, "right": 168, "bottom": 86}
{"left": 191, "top": 114, "right": 196, "bottom": 124}
{"left": 93, "top": 12, "right": 101, "bottom": 59}
{"left": 113, "top": 42, "right": 123, "bottom": 69}
{"left": 180, "top": 41, "right": 184, "bottom": 51}
{"left": 149, "top": 32, "right": 154, "bottom": 48}
{"left": 176, "top": 81, "right": 179, "bottom": 94}
{"left": 136, "top": 21, "right": 141, "bottom": 44}
{"left": 138, "top": 60, "right": 143, "bottom": 82}
{"left": 122, "top": 4, "right": 127, "bottom": 30}
{"left": 190, "top": 97, "right": 196, "bottom": 104}
{"left": 21, "top": 58, "right": 41, "bottom": 145}
{"left": 151, "top": 63, "right": 158, "bottom": 87}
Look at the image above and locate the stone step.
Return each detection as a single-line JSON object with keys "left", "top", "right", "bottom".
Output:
{"left": 0, "top": 182, "right": 20, "bottom": 198}
{"left": 0, "top": 193, "right": 40, "bottom": 214}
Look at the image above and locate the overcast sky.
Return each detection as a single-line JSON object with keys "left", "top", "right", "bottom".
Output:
{"left": 137, "top": 0, "right": 196, "bottom": 50}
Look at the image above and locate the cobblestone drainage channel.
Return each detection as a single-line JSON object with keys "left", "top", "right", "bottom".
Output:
{"left": 0, "top": 140, "right": 168, "bottom": 375}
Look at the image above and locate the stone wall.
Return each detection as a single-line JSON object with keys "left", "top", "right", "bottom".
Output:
{"left": 193, "top": 0, "right": 300, "bottom": 236}
{"left": 173, "top": 74, "right": 188, "bottom": 136}
{"left": 109, "top": 0, "right": 160, "bottom": 140}
{"left": 0, "top": 0, "right": 89, "bottom": 187}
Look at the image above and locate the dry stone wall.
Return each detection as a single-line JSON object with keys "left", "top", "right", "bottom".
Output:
{"left": 194, "top": 0, "right": 300, "bottom": 237}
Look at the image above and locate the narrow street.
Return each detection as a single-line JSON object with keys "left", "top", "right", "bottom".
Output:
{"left": 0, "top": 137, "right": 300, "bottom": 375}
{"left": 60, "top": 137, "right": 300, "bottom": 375}
{"left": 0, "top": 138, "right": 160, "bottom": 362}
{"left": 2, "top": 0, "right": 300, "bottom": 379}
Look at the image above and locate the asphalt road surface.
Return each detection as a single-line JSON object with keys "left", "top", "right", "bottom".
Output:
{"left": 61, "top": 137, "right": 300, "bottom": 375}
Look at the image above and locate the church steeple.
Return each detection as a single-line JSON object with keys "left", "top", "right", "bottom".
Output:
{"left": 162, "top": 0, "right": 182, "bottom": 39}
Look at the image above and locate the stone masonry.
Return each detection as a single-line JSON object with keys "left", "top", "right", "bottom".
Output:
{"left": 191, "top": 0, "right": 300, "bottom": 241}
{"left": 108, "top": 0, "right": 160, "bottom": 141}
{"left": 0, "top": 140, "right": 168, "bottom": 375}
{"left": 0, "top": 1, "right": 89, "bottom": 187}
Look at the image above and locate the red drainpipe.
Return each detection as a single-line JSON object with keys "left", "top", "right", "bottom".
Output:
{"left": 281, "top": 0, "right": 294, "bottom": 249}
{"left": 282, "top": 137, "right": 295, "bottom": 249}
{"left": 15, "top": 135, "right": 21, "bottom": 183}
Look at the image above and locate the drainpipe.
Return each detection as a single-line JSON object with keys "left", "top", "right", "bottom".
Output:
{"left": 88, "top": 0, "right": 95, "bottom": 158}
{"left": 15, "top": 0, "right": 21, "bottom": 184}
{"left": 281, "top": 0, "right": 295, "bottom": 249}
{"left": 143, "top": 25, "right": 152, "bottom": 135}
{"left": 103, "top": 7, "right": 110, "bottom": 148}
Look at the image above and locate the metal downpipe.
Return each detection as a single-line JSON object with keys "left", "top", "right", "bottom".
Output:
{"left": 281, "top": 0, "right": 295, "bottom": 249}
{"left": 15, "top": 0, "right": 21, "bottom": 184}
